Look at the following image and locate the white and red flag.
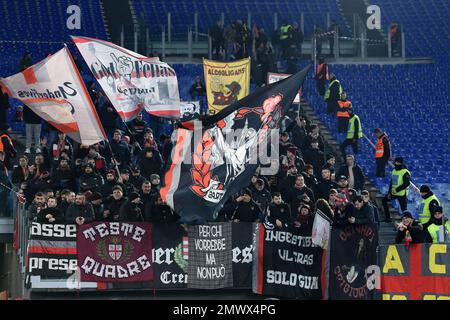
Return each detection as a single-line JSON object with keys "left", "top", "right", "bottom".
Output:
{"left": 0, "top": 46, "right": 106, "bottom": 145}
{"left": 72, "top": 36, "right": 181, "bottom": 121}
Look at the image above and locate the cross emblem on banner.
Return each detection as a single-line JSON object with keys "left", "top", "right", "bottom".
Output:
{"left": 381, "top": 244, "right": 450, "bottom": 300}
{"left": 108, "top": 243, "right": 123, "bottom": 261}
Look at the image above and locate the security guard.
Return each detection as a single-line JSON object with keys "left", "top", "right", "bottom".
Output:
{"left": 324, "top": 73, "right": 342, "bottom": 114}
{"left": 382, "top": 157, "right": 411, "bottom": 222}
{"left": 339, "top": 107, "right": 362, "bottom": 160}
{"left": 373, "top": 128, "right": 392, "bottom": 177}
{"left": 279, "top": 20, "right": 292, "bottom": 58}
{"left": 418, "top": 185, "right": 440, "bottom": 224}
{"left": 314, "top": 56, "right": 329, "bottom": 96}
{"left": 424, "top": 207, "right": 450, "bottom": 243}
{"left": 336, "top": 92, "right": 351, "bottom": 133}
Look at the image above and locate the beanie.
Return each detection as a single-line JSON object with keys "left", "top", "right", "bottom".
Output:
{"left": 128, "top": 192, "right": 140, "bottom": 202}
{"left": 419, "top": 185, "right": 430, "bottom": 193}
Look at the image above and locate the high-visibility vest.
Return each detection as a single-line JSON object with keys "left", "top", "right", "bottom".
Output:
{"left": 391, "top": 168, "right": 410, "bottom": 196}
{"left": 375, "top": 136, "right": 385, "bottom": 158}
{"left": 0, "top": 134, "right": 13, "bottom": 152}
{"left": 324, "top": 79, "right": 342, "bottom": 100}
{"left": 346, "top": 115, "right": 362, "bottom": 139}
{"left": 419, "top": 194, "right": 440, "bottom": 224}
{"left": 316, "top": 63, "right": 329, "bottom": 80}
{"left": 427, "top": 222, "right": 450, "bottom": 243}
{"left": 280, "top": 25, "right": 291, "bottom": 40}
{"left": 337, "top": 100, "right": 351, "bottom": 118}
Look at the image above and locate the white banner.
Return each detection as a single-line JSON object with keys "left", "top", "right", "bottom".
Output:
{"left": 267, "top": 72, "right": 301, "bottom": 103}
{"left": 72, "top": 36, "right": 181, "bottom": 121}
{"left": 0, "top": 47, "right": 105, "bottom": 145}
{"left": 311, "top": 209, "right": 332, "bottom": 249}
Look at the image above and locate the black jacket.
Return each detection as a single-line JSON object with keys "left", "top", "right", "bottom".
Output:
{"left": 333, "top": 203, "right": 355, "bottom": 226}
{"left": 337, "top": 164, "right": 365, "bottom": 192}
{"left": 395, "top": 220, "right": 424, "bottom": 244}
{"left": 79, "top": 172, "right": 104, "bottom": 193}
{"left": 119, "top": 201, "right": 145, "bottom": 222}
{"left": 65, "top": 203, "right": 94, "bottom": 224}
{"left": 353, "top": 203, "right": 375, "bottom": 225}
{"left": 137, "top": 149, "right": 163, "bottom": 179}
{"left": 316, "top": 179, "right": 339, "bottom": 200}
{"left": 51, "top": 168, "right": 77, "bottom": 192}
{"left": 286, "top": 123, "right": 308, "bottom": 151}
{"left": 303, "top": 148, "right": 325, "bottom": 176}
{"left": 231, "top": 200, "right": 261, "bottom": 222}
{"left": 23, "top": 105, "right": 41, "bottom": 124}
{"left": 103, "top": 197, "right": 127, "bottom": 222}
{"left": 145, "top": 201, "right": 179, "bottom": 223}
{"left": 38, "top": 207, "right": 63, "bottom": 224}
{"left": 267, "top": 202, "right": 292, "bottom": 225}
{"left": 287, "top": 185, "right": 315, "bottom": 213}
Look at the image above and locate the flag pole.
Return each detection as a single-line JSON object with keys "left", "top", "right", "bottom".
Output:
{"left": 104, "top": 139, "right": 122, "bottom": 179}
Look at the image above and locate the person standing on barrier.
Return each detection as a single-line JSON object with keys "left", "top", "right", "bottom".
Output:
{"left": 314, "top": 57, "right": 328, "bottom": 97}
{"left": 340, "top": 108, "right": 362, "bottom": 159}
{"left": 324, "top": 73, "right": 342, "bottom": 114}
{"left": 424, "top": 206, "right": 450, "bottom": 243}
{"left": 373, "top": 128, "right": 392, "bottom": 177}
{"left": 395, "top": 211, "right": 424, "bottom": 244}
{"left": 0, "top": 123, "right": 17, "bottom": 170}
{"left": 418, "top": 184, "right": 440, "bottom": 225}
{"left": 382, "top": 157, "right": 411, "bottom": 223}
{"left": 337, "top": 92, "right": 351, "bottom": 133}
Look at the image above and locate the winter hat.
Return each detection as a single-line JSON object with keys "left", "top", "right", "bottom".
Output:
{"left": 338, "top": 175, "right": 348, "bottom": 181}
{"left": 107, "top": 169, "right": 116, "bottom": 177}
{"left": 336, "top": 193, "right": 348, "bottom": 204}
{"left": 84, "top": 163, "right": 94, "bottom": 170}
{"left": 326, "top": 154, "right": 335, "bottom": 161}
{"left": 401, "top": 211, "right": 413, "bottom": 219}
{"left": 433, "top": 206, "right": 444, "bottom": 215}
{"left": 287, "top": 146, "right": 297, "bottom": 155}
{"left": 120, "top": 168, "right": 130, "bottom": 175}
{"left": 394, "top": 156, "right": 404, "bottom": 164}
{"left": 150, "top": 174, "right": 160, "bottom": 182}
{"left": 128, "top": 192, "right": 140, "bottom": 202}
{"left": 419, "top": 185, "right": 430, "bottom": 193}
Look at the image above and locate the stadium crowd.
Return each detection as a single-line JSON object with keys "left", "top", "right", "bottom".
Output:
{"left": 0, "top": 18, "right": 447, "bottom": 245}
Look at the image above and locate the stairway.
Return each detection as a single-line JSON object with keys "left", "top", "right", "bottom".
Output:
{"left": 101, "top": 0, "right": 135, "bottom": 49}
{"left": 337, "top": 0, "right": 387, "bottom": 57}
{"left": 300, "top": 99, "right": 398, "bottom": 245}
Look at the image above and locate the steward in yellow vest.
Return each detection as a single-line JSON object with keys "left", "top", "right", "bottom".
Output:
{"left": 325, "top": 73, "right": 343, "bottom": 114}
{"left": 418, "top": 185, "right": 440, "bottom": 224}
{"left": 424, "top": 207, "right": 450, "bottom": 243}
{"left": 381, "top": 157, "right": 411, "bottom": 222}
{"left": 339, "top": 107, "right": 362, "bottom": 161}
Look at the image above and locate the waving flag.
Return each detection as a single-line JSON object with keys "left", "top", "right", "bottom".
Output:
{"left": 72, "top": 36, "right": 181, "bottom": 120}
{"left": 0, "top": 47, "right": 105, "bottom": 145}
{"left": 161, "top": 65, "right": 311, "bottom": 221}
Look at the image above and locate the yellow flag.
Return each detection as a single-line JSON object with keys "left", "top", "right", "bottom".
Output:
{"left": 203, "top": 58, "right": 251, "bottom": 115}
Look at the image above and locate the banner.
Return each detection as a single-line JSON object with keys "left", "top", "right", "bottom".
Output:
{"left": 232, "top": 223, "right": 255, "bottom": 288}
{"left": 311, "top": 209, "right": 332, "bottom": 249}
{"left": 77, "top": 222, "right": 153, "bottom": 282}
{"left": 380, "top": 243, "right": 450, "bottom": 300}
{"left": 328, "top": 224, "right": 378, "bottom": 300}
{"left": 187, "top": 223, "right": 233, "bottom": 289}
{"left": 26, "top": 223, "right": 78, "bottom": 277}
{"left": 267, "top": 72, "right": 301, "bottom": 103}
{"left": 0, "top": 47, "right": 106, "bottom": 145}
{"left": 179, "top": 101, "right": 201, "bottom": 122}
{"left": 161, "top": 66, "right": 311, "bottom": 220}
{"left": 253, "top": 224, "right": 324, "bottom": 299}
{"left": 72, "top": 36, "right": 180, "bottom": 120}
{"left": 151, "top": 223, "right": 188, "bottom": 288}
{"left": 203, "top": 58, "right": 250, "bottom": 115}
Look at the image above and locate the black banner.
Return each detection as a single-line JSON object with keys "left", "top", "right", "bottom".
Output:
{"left": 253, "top": 224, "right": 324, "bottom": 299}
{"left": 231, "top": 223, "right": 255, "bottom": 288}
{"left": 27, "top": 222, "right": 77, "bottom": 278}
{"left": 328, "top": 224, "right": 379, "bottom": 300}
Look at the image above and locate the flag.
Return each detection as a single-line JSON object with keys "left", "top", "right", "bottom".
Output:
{"left": 267, "top": 72, "right": 302, "bottom": 103}
{"left": 203, "top": 58, "right": 251, "bottom": 115}
{"left": 0, "top": 47, "right": 105, "bottom": 145}
{"left": 72, "top": 36, "right": 181, "bottom": 120}
{"left": 312, "top": 209, "right": 332, "bottom": 249}
{"left": 161, "top": 65, "right": 311, "bottom": 221}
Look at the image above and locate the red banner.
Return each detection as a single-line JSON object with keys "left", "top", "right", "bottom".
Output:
{"left": 380, "top": 243, "right": 450, "bottom": 300}
{"left": 77, "top": 222, "right": 153, "bottom": 282}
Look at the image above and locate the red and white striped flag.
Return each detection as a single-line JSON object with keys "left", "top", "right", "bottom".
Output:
{"left": 0, "top": 47, "right": 106, "bottom": 145}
